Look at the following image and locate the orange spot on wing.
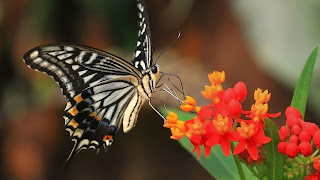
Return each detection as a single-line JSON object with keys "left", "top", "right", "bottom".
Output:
{"left": 74, "top": 94, "right": 83, "bottom": 103}
{"left": 103, "top": 135, "right": 113, "bottom": 142}
{"left": 90, "top": 112, "right": 96, "bottom": 117}
{"left": 69, "top": 119, "right": 79, "bottom": 128}
{"left": 90, "top": 112, "right": 101, "bottom": 121}
{"left": 69, "top": 107, "right": 79, "bottom": 116}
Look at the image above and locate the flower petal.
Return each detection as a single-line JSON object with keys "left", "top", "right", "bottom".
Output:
{"left": 233, "top": 139, "right": 246, "bottom": 155}
{"left": 247, "top": 140, "right": 258, "bottom": 160}
{"left": 220, "top": 136, "right": 231, "bottom": 156}
{"left": 190, "top": 134, "right": 202, "bottom": 144}
{"left": 206, "top": 133, "right": 220, "bottom": 146}
{"left": 204, "top": 145, "right": 212, "bottom": 158}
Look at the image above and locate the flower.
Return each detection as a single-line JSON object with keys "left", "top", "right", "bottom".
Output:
{"left": 233, "top": 122, "right": 271, "bottom": 160}
{"left": 208, "top": 71, "right": 225, "bottom": 86}
{"left": 164, "top": 71, "right": 278, "bottom": 161}
{"left": 180, "top": 96, "right": 200, "bottom": 112}
{"left": 205, "top": 114, "right": 239, "bottom": 156}
{"left": 164, "top": 111, "right": 186, "bottom": 140}
{"left": 184, "top": 117, "right": 212, "bottom": 159}
{"left": 244, "top": 88, "right": 280, "bottom": 124}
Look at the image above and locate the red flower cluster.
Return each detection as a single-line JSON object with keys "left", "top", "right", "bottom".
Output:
{"left": 278, "top": 106, "right": 319, "bottom": 158}
{"left": 164, "top": 71, "right": 280, "bottom": 160}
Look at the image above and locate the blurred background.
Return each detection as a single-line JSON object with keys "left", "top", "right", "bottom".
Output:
{"left": 1, "top": 0, "right": 320, "bottom": 179}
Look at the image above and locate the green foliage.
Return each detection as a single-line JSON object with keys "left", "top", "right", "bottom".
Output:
{"left": 264, "top": 119, "right": 283, "bottom": 180}
{"left": 291, "top": 45, "right": 318, "bottom": 118}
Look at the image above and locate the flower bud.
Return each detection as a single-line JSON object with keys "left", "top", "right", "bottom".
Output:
{"left": 298, "top": 141, "right": 312, "bottom": 157}
{"left": 226, "top": 99, "right": 242, "bottom": 118}
{"left": 301, "top": 122, "right": 319, "bottom": 136}
{"left": 286, "top": 116, "right": 300, "bottom": 128}
{"left": 313, "top": 130, "right": 320, "bottom": 148}
{"left": 278, "top": 142, "right": 288, "bottom": 154}
{"left": 291, "top": 125, "right": 302, "bottom": 136}
{"left": 289, "top": 135, "right": 299, "bottom": 145}
{"left": 233, "top": 81, "right": 247, "bottom": 102}
{"left": 279, "top": 126, "right": 290, "bottom": 141}
{"left": 285, "top": 106, "right": 302, "bottom": 119}
{"left": 299, "top": 130, "right": 311, "bottom": 142}
{"left": 285, "top": 143, "right": 299, "bottom": 158}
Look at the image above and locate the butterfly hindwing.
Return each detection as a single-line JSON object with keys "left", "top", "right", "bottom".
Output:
{"left": 62, "top": 76, "right": 145, "bottom": 161}
{"left": 132, "top": 0, "right": 153, "bottom": 71}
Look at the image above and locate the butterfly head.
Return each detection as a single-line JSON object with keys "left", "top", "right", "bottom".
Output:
{"left": 151, "top": 64, "right": 160, "bottom": 74}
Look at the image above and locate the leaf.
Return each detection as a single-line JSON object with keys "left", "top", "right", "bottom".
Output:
{"left": 264, "top": 118, "right": 284, "bottom": 180}
{"left": 291, "top": 45, "right": 318, "bottom": 118}
{"left": 178, "top": 138, "right": 256, "bottom": 180}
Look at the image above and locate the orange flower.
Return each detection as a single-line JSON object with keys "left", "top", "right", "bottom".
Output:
{"left": 164, "top": 111, "right": 186, "bottom": 140}
{"left": 245, "top": 88, "right": 280, "bottom": 123}
{"left": 208, "top": 71, "right": 225, "bottom": 86}
{"left": 254, "top": 88, "right": 271, "bottom": 103}
{"left": 180, "top": 96, "right": 200, "bottom": 112}
{"left": 201, "top": 85, "right": 220, "bottom": 103}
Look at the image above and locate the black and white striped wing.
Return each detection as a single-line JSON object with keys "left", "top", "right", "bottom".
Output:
{"left": 62, "top": 77, "right": 145, "bottom": 161}
{"left": 23, "top": 44, "right": 145, "bottom": 161}
{"left": 132, "top": 0, "right": 153, "bottom": 71}
{"left": 24, "top": 45, "right": 141, "bottom": 99}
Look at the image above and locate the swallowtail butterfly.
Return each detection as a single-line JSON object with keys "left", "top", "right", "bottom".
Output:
{"left": 23, "top": 0, "right": 161, "bottom": 163}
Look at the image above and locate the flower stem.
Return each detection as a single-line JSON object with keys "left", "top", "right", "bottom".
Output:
{"left": 231, "top": 142, "right": 246, "bottom": 180}
{"left": 247, "top": 165, "right": 259, "bottom": 178}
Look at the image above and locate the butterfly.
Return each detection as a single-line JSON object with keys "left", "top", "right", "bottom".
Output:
{"left": 23, "top": 0, "right": 161, "bottom": 163}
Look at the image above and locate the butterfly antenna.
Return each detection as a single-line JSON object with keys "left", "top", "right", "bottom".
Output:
{"left": 162, "top": 72, "right": 185, "bottom": 100}
{"left": 155, "top": 31, "right": 181, "bottom": 64}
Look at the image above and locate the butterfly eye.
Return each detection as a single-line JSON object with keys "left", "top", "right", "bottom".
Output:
{"left": 151, "top": 65, "right": 158, "bottom": 73}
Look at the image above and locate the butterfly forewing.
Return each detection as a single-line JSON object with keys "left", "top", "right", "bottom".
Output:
{"left": 132, "top": 0, "right": 153, "bottom": 71}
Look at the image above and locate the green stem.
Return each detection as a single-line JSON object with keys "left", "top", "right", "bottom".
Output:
{"left": 247, "top": 165, "right": 259, "bottom": 178}
{"left": 299, "top": 164, "right": 306, "bottom": 180}
{"left": 231, "top": 142, "right": 246, "bottom": 180}
{"left": 311, "top": 149, "right": 319, "bottom": 159}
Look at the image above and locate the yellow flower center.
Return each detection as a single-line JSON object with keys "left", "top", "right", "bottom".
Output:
{"left": 186, "top": 117, "right": 206, "bottom": 138}
{"left": 237, "top": 122, "right": 255, "bottom": 139}
{"left": 251, "top": 102, "right": 269, "bottom": 122}
{"left": 213, "top": 114, "right": 229, "bottom": 135}
{"left": 208, "top": 71, "right": 225, "bottom": 85}
{"left": 254, "top": 88, "right": 271, "bottom": 103}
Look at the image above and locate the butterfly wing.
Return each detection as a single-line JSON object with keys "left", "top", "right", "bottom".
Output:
{"left": 23, "top": 44, "right": 146, "bottom": 161}
{"left": 132, "top": 0, "right": 153, "bottom": 71}
{"left": 24, "top": 45, "right": 141, "bottom": 99}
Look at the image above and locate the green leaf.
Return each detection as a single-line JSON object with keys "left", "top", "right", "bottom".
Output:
{"left": 264, "top": 119, "right": 284, "bottom": 180}
{"left": 178, "top": 137, "right": 256, "bottom": 180}
{"left": 291, "top": 45, "right": 319, "bottom": 118}
{"left": 164, "top": 108, "right": 256, "bottom": 180}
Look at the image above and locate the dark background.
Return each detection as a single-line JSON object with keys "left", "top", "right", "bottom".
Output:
{"left": 1, "top": 0, "right": 319, "bottom": 180}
